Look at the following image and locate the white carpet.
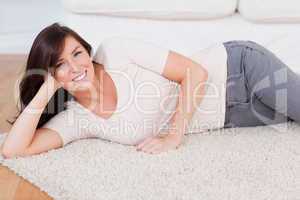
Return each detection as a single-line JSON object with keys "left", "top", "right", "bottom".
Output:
{"left": 0, "top": 122, "right": 299, "bottom": 200}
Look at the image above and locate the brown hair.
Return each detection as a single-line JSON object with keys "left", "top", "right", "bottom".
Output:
{"left": 9, "top": 22, "right": 92, "bottom": 128}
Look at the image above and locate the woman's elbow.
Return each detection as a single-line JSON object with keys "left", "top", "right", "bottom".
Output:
{"left": 193, "top": 64, "right": 208, "bottom": 81}
{"left": 1, "top": 147, "right": 15, "bottom": 159}
{"left": 1, "top": 146, "right": 30, "bottom": 159}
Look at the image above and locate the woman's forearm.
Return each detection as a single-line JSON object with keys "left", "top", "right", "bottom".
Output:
{"left": 167, "top": 65, "right": 208, "bottom": 139}
{"left": 2, "top": 82, "right": 57, "bottom": 154}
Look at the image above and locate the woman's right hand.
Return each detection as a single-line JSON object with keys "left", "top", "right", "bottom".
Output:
{"left": 44, "top": 72, "right": 63, "bottom": 91}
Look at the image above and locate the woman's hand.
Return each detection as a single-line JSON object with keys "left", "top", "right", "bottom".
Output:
{"left": 135, "top": 131, "right": 184, "bottom": 154}
{"left": 44, "top": 72, "right": 63, "bottom": 91}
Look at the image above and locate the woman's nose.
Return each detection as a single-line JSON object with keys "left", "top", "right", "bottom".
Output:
{"left": 69, "top": 59, "right": 80, "bottom": 72}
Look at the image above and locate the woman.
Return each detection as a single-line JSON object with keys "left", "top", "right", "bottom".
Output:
{"left": 1, "top": 23, "right": 298, "bottom": 158}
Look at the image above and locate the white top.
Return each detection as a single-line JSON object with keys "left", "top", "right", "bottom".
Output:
{"left": 42, "top": 37, "right": 227, "bottom": 146}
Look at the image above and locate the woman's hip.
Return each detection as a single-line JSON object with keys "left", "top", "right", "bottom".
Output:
{"left": 222, "top": 40, "right": 293, "bottom": 106}
{"left": 222, "top": 40, "right": 294, "bottom": 127}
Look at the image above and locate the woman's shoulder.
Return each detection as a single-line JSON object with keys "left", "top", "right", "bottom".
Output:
{"left": 64, "top": 100, "right": 102, "bottom": 121}
{"left": 64, "top": 99, "right": 87, "bottom": 114}
{"left": 43, "top": 100, "right": 94, "bottom": 129}
{"left": 47, "top": 100, "right": 80, "bottom": 119}
{"left": 189, "top": 42, "right": 227, "bottom": 64}
{"left": 94, "top": 36, "right": 130, "bottom": 57}
{"left": 92, "top": 37, "right": 128, "bottom": 69}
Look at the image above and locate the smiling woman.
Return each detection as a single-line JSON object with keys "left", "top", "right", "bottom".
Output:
{"left": 1, "top": 23, "right": 95, "bottom": 158}
{"left": 11, "top": 24, "right": 94, "bottom": 128}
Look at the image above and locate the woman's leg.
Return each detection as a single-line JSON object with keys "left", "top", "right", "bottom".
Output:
{"left": 223, "top": 41, "right": 297, "bottom": 128}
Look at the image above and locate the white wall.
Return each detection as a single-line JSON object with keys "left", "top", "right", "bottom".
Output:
{"left": 0, "top": 0, "right": 64, "bottom": 54}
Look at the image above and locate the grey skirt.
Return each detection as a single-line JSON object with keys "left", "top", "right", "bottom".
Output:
{"left": 223, "top": 41, "right": 300, "bottom": 128}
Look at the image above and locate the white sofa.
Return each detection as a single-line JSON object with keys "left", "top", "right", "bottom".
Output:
{"left": 61, "top": 0, "right": 300, "bottom": 73}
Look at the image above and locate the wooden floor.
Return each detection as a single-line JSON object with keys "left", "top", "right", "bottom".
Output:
{"left": 0, "top": 55, "right": 52, "bottom": 199}
{"left": 0, "top": 165, "right": 52, "bottom": 200}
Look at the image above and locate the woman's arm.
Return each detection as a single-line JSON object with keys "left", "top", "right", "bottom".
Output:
{"left": 136, "top": 51, "right": 208, "bottom": 153}
{"left": 160, "top": 50, "right": 208, "bottom": 139}
{"left": 1, "top": 74, "right": 63, "bottom": 158}
{"left": 167, "top": 68, "right": 207, "bottom": 139}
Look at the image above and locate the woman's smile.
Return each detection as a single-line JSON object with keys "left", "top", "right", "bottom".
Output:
{"left": 72, "top": 69, "right": 87, "bottom": 82}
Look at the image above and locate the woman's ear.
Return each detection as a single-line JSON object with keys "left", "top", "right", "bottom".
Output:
{"left": 89, "top": 55, "right": 93, "bottom": 62}
{"left": 48, "top": 67, "right": 56, "bottom": 78}
{"left": 90, "top": 48, "right": 94, "bottom": 58}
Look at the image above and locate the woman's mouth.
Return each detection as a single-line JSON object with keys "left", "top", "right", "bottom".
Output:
{"left": 72, "top": 70, "right": 87, "bottom": 82}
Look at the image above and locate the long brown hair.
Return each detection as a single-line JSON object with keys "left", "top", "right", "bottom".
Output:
{"left": 9, "top": 22, "right": 92, "bottom": 128}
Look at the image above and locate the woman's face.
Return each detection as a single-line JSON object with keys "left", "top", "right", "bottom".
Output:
{"left": 53, "top": 36, "right": 95, "bottom": 92}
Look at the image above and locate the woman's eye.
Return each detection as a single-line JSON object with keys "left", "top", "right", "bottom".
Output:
{"left": 74, "top": 51, "right": 82, "bottom": 57}
{"left": 56, "top": 61, "right": 68, "bottom": 69}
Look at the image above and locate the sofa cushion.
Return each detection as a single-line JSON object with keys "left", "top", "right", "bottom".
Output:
{"left": 239, "top": 0, "right": 300, "bottom": 23}
{"left": 62, "top": 0, "right": 237, "bottom": 20}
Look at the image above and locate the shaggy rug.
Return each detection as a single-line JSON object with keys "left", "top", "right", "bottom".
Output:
{"left": 0, "top": 122, "right": 299, "bottom": 200}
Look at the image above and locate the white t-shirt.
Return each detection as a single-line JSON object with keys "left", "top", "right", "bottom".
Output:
{"left": 42, "top": 37, "right": 228, "bottom": 146}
